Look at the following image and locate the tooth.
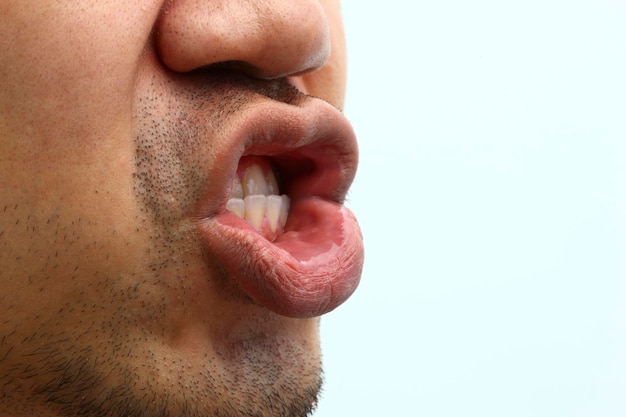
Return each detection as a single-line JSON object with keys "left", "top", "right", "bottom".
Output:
{"left": 229, "top": 162, "right": 289, "bottom": 236}
{"left": 265, "top": 195, "right": 283, "bottom": 232}
{"left": 279, "top": 195, "right": 290, "bottom": 228}
{"left": 242, "top": 164, "right": 270, "bottom": 197}
{"left": 231, "top": 177, "right": 243, "bottom": 199}
{"left": 226, "top": 198, "right": 245, "bottom": 219}
{"left": 244, "top": 195, "right": 266, "bottom": 230}
{"left": 267, "top": 170, "right": 279, "bottom": 195}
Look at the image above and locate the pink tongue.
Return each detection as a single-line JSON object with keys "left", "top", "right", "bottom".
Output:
{"left": 209, "top": 197, "right": 364, "bottom": 318}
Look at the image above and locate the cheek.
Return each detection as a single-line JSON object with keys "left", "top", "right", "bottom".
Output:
{"left": 0, "top": 1, "right": 160, "bottom": 156}
{"left": 0, "top": 1, "right": 164, "bottom": 313}
{"left": 0, "top": 1, "right": 163, "bottom": 231}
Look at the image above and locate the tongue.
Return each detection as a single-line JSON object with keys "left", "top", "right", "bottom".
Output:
{"left": 204, "top": 197, "right": 364, "bottom": 318}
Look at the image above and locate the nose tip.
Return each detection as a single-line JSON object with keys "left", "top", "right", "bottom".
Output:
{"left": 156, "top": 0, "right": 331, "bottom": 79}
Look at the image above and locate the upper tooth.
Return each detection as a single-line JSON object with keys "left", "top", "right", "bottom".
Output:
{"left": 243, "top": 164, "right": 271, "bottom": 196}
{"left": 231, "top": 177, "right": 243, "bottom": 199}
{"left": 266, "top": 171, "right": 279, "bottom": 195}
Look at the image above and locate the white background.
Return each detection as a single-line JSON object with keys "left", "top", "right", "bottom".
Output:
{"left": 315, "top": 1, "right": 626, "bottom": 416}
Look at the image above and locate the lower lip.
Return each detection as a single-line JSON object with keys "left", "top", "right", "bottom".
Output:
{"left": 198, "top": 196, "right": 364, "bottom": 318}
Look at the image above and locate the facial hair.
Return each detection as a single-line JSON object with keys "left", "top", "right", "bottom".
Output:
{"left": 0, "top": 70, "right": 323, "bottom": 417}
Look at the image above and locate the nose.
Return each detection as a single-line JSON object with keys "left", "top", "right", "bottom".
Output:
{"left": 156, "top": 0, "right": 331, "bottom": 79}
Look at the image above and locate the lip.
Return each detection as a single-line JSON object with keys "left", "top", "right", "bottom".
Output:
{"left": 195, "top": 97, "right": 364, "bottom": 318}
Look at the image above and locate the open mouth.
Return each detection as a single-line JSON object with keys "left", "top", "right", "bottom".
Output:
{"left": 197, "top": 96, "right": 363, "bottom": 318}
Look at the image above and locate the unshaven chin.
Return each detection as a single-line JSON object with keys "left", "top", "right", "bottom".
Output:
{"left": 0, "top": 74, "right": 327, "bottom": 417}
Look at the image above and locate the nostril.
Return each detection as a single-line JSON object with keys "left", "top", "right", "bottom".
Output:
{"left": 206, "top": 61, "right": 269, "bottom": 79}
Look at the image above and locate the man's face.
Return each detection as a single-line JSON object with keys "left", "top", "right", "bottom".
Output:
{"left": 0, "top": 1, "right": 363, "bottom": 416}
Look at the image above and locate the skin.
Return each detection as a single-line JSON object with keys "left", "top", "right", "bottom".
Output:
{"left": 0, "top": 1, "right": 352, "bottom": 416}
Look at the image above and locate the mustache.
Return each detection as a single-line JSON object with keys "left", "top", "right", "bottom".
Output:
{"left": 181, "top": 64, "right": 308, "bottom": 107}
{"left": 132, "top": 65, "right": 307, "bottom": 226}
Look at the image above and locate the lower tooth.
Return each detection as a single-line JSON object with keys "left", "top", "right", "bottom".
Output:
{"left": 226, "top": 198, "right": 245, "bottom": 219}
{"left": 243, "top": 195, "right": 266, "bottom": 230}
{"left": 226, "top": 194, "right": 290, "bottom": 234}
{"left": 266, "top": 195, "right": 282, "bottom": 233}
{"left": 279, "top": 195, "right": 290, "bottom": 228}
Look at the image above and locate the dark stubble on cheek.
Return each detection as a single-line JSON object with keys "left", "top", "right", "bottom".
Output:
{"left": 59, "top": 73, "right": 320, "bottom": 417}
{"left": 1, "top": 74, "right": 322, "bottom": 417}
{"left": 127, "top": 74, "right": 324, "bottom": 417}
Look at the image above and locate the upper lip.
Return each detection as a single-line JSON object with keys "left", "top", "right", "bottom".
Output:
{"left": 194, "top": 82, "right": 359, "bottom": 219}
